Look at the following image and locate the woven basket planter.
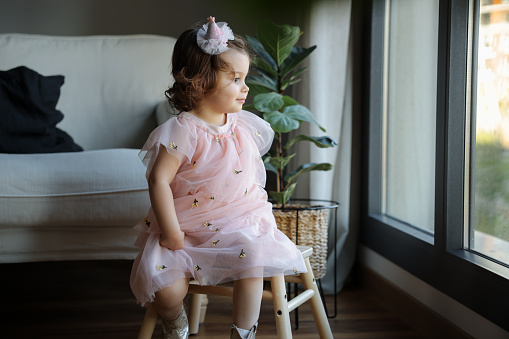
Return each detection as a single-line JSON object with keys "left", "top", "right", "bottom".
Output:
{"left": 273, "top": 205, "right": 329, "bottom": 279}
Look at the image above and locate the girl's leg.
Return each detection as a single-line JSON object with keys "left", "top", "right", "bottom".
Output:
{"left": 232, "top": 277, "right": 264, "bottom": 330}
{"left": 153, "top": 278, "right": 190, "bottom": 320}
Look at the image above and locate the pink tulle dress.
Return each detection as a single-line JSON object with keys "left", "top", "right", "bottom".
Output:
{"left": 130, "top": 110, "right": 307, "bottom": 306}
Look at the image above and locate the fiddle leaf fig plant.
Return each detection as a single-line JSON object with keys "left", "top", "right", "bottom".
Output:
{"left": 246, "top": 20, "right": 338, "bottom": 205}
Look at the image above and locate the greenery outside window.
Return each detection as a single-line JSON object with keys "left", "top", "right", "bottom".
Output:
{"left": 469, "top": 0, "right": 509, "bottom": 265}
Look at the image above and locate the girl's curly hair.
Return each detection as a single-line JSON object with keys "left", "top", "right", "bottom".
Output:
{"left": 165, "top": 26, "right": 249, "bottom": 113}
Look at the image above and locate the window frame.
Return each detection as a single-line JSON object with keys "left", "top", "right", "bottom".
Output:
{"left": 361, "top": 0, "right": 509, "bottom": 331}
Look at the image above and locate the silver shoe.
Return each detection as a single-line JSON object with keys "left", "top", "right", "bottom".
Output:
{"left": 230, "top": 322, "right": 258, "bottom": 339}
{"left": 162, "top": 306, "right": 189, "bottom": 339}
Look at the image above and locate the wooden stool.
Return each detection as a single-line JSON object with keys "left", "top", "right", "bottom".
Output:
{"left": 137, "top": 246, "right": 333, "bottom": 339}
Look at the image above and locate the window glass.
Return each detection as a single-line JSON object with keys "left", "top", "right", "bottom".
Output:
{"left": 471, "top": 0, "right": 509, "bottom": 264}
{"left": 383, "top": 0, "right": 439, "bottom": 233}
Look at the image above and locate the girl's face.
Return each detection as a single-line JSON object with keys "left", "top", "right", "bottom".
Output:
{"left": 194, "top": 49, "right": 250, "bottom": 125}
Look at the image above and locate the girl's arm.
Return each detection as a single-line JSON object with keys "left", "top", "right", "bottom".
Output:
{"left": 148, "top": 149, "right": 185, "bottom": 250}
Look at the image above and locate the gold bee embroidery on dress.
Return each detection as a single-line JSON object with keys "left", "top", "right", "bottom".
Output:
{"left": 234, "top": 169, "right": 243, "bottom": 174}
{"left": 192, "top": 161, "right": 197, "bottom": 168}
{"left": 156, "top": 265, "right": 167, "bottom": 271}
{"left": 194, "top": 265, "right": 202, "bottom": 271}
{"left": 231, "top": 130, "right": 236, "bottom": 136}
{"left": 255, "top": 131, "right": 261, "bottom": 137}
{"left": 169, "top": 142, "right": 177, "bottom": 150}
{"left": 245, "top": 188, "right": 248, "bottom": 196}
{"left": 213, "top": 228, "right": 219, "bottom": 232}
{"left": 209, "top": 195, "right": 215, "bottom": 200}
{"left": 239, "top": 249, "right": 246, "bottom": 259}
{"left": 211, "top": 240, "right": 220, "bottom": 246}
{"left": 216, "top": 137, "right": 220, "bottom": 143}
{"left": 293, "top": 267, "right": 298, "bottom": 274}
{"left": 204, "top": 222, "right": 212, "bottom": 227}
{"left": 196, "top": 135, "right": 199, "bottom": 140}
{"left": 192, "top": 199, "right": 198, "bottom": 208}
{"left": 143, "top": 217, "right": 151, "bottom": 227}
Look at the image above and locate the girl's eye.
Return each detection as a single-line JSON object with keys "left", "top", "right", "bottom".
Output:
{"left": 233, "top": 77, "right": 240, "bottom": 83}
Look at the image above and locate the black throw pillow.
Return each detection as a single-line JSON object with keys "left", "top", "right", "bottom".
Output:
{"left": 0, "top": 66, "right": 83, "bottom": 153}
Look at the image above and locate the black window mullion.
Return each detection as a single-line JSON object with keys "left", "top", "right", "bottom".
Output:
{"left": 445, "top": 0, "right": 469, "bottom": 252}
{"left": 367, "top": 0, "right": 386, "bottom": 216}
{"left": 467, "top": 0, "right": 480, "bottom": 253}
{"left": 435, "top": 0, "right": 451, "bottom": 253}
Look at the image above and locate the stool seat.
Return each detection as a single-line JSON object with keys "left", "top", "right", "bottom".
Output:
{"left": 137, "top": 245, "right": 333, "bottom": 339}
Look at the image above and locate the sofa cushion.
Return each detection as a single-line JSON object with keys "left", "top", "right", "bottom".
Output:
{"left": 0, "top": 148, "right": 149, "bottom": 227}
{"left": 0, "top": 66, "right": 83, "bottom": 154}
{"left": 0, "top": 223, "right": 141, "bottom": 263}
{"left": 0, "top": 34, "right": 176, "bottom": 150}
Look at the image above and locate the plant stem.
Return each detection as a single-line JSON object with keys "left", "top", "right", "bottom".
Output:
{"left": 276, "top": 67, "right": 285, "bottom": 207}
{"left": 277, "top": 66, "right": 282, "bottom": 95}
{"left": 276, "top": 131, "right": 282, "bottom": 193}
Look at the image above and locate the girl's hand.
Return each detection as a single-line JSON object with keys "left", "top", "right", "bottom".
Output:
{"left": 159, "top": 230, "right": 185, "bottom": 251}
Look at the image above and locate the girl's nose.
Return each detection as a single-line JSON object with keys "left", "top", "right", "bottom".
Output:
{"left": 242, "top": 83, "right": 249, "bottom": 93}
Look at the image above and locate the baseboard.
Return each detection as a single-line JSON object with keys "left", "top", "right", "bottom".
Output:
{"left": 358, "top": 264, "right": 473, "bottom": 339}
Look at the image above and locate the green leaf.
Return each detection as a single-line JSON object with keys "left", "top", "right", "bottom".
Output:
{"left": 285, "top": 135, "right": 338, "bottom": 150}
{"left": 281, "top": 78, "right": 301, "bottom": 91}
{"left": 269, "top": 182, "right": 297, "bottom": 204}
{"left": 269, "top": 191, "right": 284, "bottom": 205}
{"left": 269, "top": 153, "right": 296, "bottom": 170}
{"left": 245, "top": 35, "right": 277, "bottom": 72}
{"left": 242, "top": 103, "right": 255, "bottom": 111}
{"left": 282, "top": 95, "right": 299, "bottom": 108}
{"left": 280, "top": 45, "right": 316, "bottom": 78}
{"left": 257, "top": 20, "right": 301, "bottom": 67}
{"left": 251, "top": 57, "right": 279, "bottom": 78}
{"left": 286, "top": 66, "right": 308, "bottom": 80}
{"left": 263, "top": 111, "right": 300, "bottom": 133}
{"left": 246, "top": 83, "right": 271, "bottom": 98}
{"left": 284, "top": 162, "right": 333, "bottom": 184}
{"left": 253, "top": 93, "right": 284, "bottom": 112}
{"left": 264, "top": 158, "right": 277, "bottom": 173}
{"left": 281, "top": 67, "right": 307, "bottom": 90}
{"left": 246, "top": 75, "right": 278, "bottom": 92}
{"left": 282, "top": 105, "right": 326, "bottom": 132}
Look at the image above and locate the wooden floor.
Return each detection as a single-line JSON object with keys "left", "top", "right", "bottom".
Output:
{"left": 1, "top": 260, "right": 427, "bottom": 338}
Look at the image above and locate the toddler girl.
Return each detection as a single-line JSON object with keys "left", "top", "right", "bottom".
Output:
{"left": 130, "top": 17, "right": 306, "bottom": 339}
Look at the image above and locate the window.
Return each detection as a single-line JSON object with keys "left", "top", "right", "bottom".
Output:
{"left": 383, "top": 0, "right": 439, "bottom": 235}
{"left": 469, "top": 0, "right": 509, "bottom": 265}
{"left": 362, "top": 0, "right": 509, "bottom": 332}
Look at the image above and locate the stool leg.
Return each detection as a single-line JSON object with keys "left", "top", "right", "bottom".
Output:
{"left": 137, "top": 303, "right": 158, "bottom": 339}
{"left": 199, "top": 295, "right": 209, "bottom": 324}
{"left": 188, "top": 293, "right": 204, "bottom": 334}
{"left": 301, "top": 258, "right": 333, "bottom": 339}
{"left": 270, "top": 274, "right": 292, "bottom": 338}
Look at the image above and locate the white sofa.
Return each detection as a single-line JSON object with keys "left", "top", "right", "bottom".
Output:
{"left": 0, "top": 34, "right": 176, "bottom": 263}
